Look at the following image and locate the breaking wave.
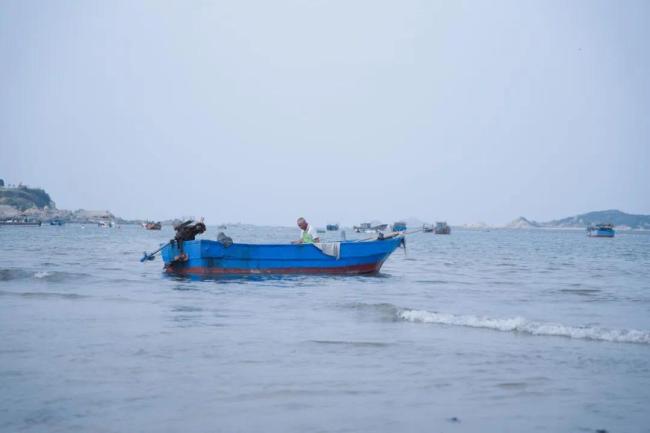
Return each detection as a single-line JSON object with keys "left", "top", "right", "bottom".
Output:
{"left": 398, "top": 308, "right": 650, "bottom": 344}
{"left": 346, "top": 303, "right": 650, "bottom": 344}
{"left": 0, "top": 268, "right": 90, "bottom": 283}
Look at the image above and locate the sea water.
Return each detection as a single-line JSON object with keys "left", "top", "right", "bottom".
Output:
{"left": 1, "top": 225, "right": 649, "bottom": 432}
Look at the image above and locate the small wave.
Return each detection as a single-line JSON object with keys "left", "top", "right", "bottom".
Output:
{"left": 558, "top": 288, "right": 601, "bottom": 296}
{"left": 0, "top": 290, "right": 87, "bottom": 300}
{"left": 310, "top": 340, "right": 390, "bottom": 348}
{"left": 0, "top": 268, "right": 90, "bottom": 283}
{"left": 496, "top": 382, "right": 528, "bottom": 390}
{"left": 345, "top": 302, "right": 401, "bottom": 321}
{"left": 21, "top": 292, "right": 87, "bottom": 300}
{"left": 33, "top": 271, "right": 90, "bottom": 282}
{"left": 398, "top": 309, "right": 650, "bottom": 344}
{"left": 415, "top": 279, "right": 450, "bottom": 284}
{"left": 0, "top": 268, "right": 32, "bottom": 281}
{"left": 172, "top": 305, "right": 203, "bottom": 313}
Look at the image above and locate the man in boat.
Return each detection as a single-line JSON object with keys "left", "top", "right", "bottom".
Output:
{"left": 292, "top": 217, "right": 320, "bottom": 244}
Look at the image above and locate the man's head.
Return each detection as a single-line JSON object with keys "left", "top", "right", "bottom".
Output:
{"left": 297, "top": 217, "right": 308, "bottom": 230}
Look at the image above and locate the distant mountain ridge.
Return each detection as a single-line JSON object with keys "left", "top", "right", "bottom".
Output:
{"left": 506, "top": 210, "right": 650, "bottom": 230}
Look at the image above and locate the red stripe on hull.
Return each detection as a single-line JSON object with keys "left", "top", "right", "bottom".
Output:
{"left": 165, "top": 262, "right": 383, "bottom": 276}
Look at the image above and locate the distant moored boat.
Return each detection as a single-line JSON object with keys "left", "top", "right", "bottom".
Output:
{"left": 353, "top": 223, "right": 371, "bottom": 233}
{"left": 587, "top": 223, "right": 615, "bottom": 238}
{"left": 434, "top": 222, "right": 451, "bottom": 235}
{"left": 97, "top": 220, "right": 116, "bottom": 228}
{"left": 0, "top": 219, "right": 42, "bottom": 226}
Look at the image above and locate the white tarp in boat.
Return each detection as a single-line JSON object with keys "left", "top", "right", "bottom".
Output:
{"left": 314, "top": 242, "right": 340, "bottom": 259}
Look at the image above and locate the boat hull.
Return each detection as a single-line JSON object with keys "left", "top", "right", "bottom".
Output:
{"left": 588, "top": 229, "right": 615, "bottom": 238}
{"left": 161, "top": 237, "right": 403, "bottom": 276}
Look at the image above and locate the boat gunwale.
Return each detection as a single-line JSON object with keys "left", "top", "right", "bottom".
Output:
{"left": 184, "top": 237, "right": 402, "bottom": 248}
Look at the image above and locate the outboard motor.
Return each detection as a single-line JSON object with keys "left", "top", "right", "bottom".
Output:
{"left": 173, "top": 220, "right": 207, "bottom": 243}
{"left": 166, "top": 220, "right": 207, "bottom": 265}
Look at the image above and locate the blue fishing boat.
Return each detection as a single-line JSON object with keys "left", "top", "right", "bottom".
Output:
{"left": 392, "top": 221, "right": 407, "bottom": 232}
{"left": 587, "top": 223, "right": 615, "bottom": 238}
{"left": 159, "top": 237, "right": 403, "bottom": 276}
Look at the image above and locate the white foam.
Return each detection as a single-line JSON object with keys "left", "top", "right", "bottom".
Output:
{"left": 33, "top": 271, "right": 52, "bottom": 279}
{"left": 398, "top": 309, "right": 650, "bottom": 344}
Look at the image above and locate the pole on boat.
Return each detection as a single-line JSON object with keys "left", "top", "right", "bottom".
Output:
{"left": 140, "top": 242, "right": 170, "bottom": 262}
{"left": 354, "top": 227, "right": 424, "bottom": 242}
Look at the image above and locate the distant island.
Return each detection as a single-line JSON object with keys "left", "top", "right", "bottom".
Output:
{"left": 506, "top": 210, "right": 650, "bottom": 230}
{"left": 2, "top": 180, "right": 648, "bottom": 230}
{"left": 0, "top": 182, "right": 142, "bottom": 225}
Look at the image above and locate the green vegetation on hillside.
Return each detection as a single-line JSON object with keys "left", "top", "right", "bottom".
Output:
{"left": 0, "top": 186, "right": 55, "bottom": 211}
{"left": 547, "top": 209, "right": 650, "bottom": 229}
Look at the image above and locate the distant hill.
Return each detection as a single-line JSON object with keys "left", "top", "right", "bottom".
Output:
{"left": 544, "top": 209, "right": 650, "bottom": 230}
{"left": 505, "top": 217, "right": 540, "bottom": 229}
{"left": 507, "top": 210, "right": 650, "bottom": 230}
{"left": 0, "top": 183, "right": 144, "bottom": 224}
{"left": 0, "top": 185, "right": 54, "bottom": 211}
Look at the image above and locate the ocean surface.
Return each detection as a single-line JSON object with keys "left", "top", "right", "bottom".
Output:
{"left": 1, "top": 224, "right": 649, "bottom": 433}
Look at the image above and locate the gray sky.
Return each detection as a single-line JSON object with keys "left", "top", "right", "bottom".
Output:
{"left": 1, "top": 0, "right": 649, "bottom": 226}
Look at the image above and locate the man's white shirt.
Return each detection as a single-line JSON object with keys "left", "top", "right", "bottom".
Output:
{"left": 301, "top": 224, "right": 318, "bottom": 241}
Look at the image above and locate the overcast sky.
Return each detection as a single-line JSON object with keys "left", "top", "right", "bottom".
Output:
{"left": 1, "top": 0, "right": 649, "bottom": 225}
